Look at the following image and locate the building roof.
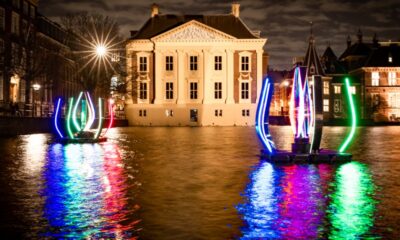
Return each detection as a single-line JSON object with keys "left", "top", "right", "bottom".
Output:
{"left": 339, "top": 42, "right": 372, "bottom": 60}
{"left": 322, "top": 46, "right": 347, "bottom": 75}
{"left": 303, "top": 34, "right": 325, "bottom": 76}
{"left": 131, "top": 14, "right": 258, "bottom": 40}
{"left": 364, "top": 43, "right": 400, "bottom": 67}
{"left": 322, "top": 46, "right": 337, "bottom": 61}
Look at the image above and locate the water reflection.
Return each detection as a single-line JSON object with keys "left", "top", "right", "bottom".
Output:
{"left": 328, "top": 162, "right": 376, "bottom": 239}
{"left": 238, "top": 162, "right": 376, "bottom": 239}
{"left": 42, "top": 143, "right": 138, "bottom": 239}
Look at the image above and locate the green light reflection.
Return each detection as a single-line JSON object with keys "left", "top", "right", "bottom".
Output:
{"left": 328, "top": 162, "right": 377, "bottom": 240}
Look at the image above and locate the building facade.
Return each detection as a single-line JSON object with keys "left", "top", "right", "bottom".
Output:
{"left": 125, "top": 3, "right": 267, "bottom": 126}
{"left": 0, "top": 0, "right": 79, "bottom": 116}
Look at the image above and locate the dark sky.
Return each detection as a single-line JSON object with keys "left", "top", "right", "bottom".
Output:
{"left": 39, "top": 0, "right": 400, "bottom": 70}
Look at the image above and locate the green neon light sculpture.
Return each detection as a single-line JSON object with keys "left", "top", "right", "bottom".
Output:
{"left": 339, "top": 78, "right": 357, "bottom": 153}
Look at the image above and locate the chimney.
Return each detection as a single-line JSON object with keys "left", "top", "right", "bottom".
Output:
{"left": 151, "top": 3, "right": 159, "bottom": 17}
{"left": 231, "top": 3, "right": 240, "bottom": 18}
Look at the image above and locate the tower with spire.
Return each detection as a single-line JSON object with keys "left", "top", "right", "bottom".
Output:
{"left": 303, "top": 22, "right": 325, "bottom": 77}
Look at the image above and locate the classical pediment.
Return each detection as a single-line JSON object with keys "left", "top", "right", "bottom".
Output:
{"left": 152, "top": 20, "right": 236, "bottom": 41}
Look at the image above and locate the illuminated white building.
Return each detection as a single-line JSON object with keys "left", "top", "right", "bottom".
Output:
{"left": 125, "top": 3, "right": 267, "bottom": 126}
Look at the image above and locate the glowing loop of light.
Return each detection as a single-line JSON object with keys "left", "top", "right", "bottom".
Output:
{"left": 255, "top": 77, "right": 276, "bottom": 154}
{"left": 54, "top": 98, "right": 64, "bottom": 138}
{"left": 53, "top": 92, "right": 112, "bottom": 140}
{"left": 66, "top": 98, "right": 75, "bottom": 139}
{"left": 289, "top": 67, "right": 313, "bottom": 139}
{"left": 72, "top": 92, "right": 84, "bottom": 132}
{"left": 101, "top": 99, "right": 114, "bottom": 137}
{"left": 339, "top": 78, "right": 357, "bottom": 153}
{"left": 94, "top": 98, "right": 103, "bottom": 139}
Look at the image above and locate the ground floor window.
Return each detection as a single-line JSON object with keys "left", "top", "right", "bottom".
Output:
{"left": 241, "top": 82, "right": 249, "bottom": 99}
{"left": 334, "top": 99, "right": 341, "bottom": 113}
{"left": 166, "top": 82, "right": 174, "bottom": 99}
{"left": 323, "top": 99, "right": 329, "bottom": 112}
{"left": 388, "top": 93, "right": 400, "bottom": 108}
{"left": 214, "top": 82, "right": 222, "bottom": 99}
{"left": 215, "top": 109, "right": 222, "bottom": 117}
{"left": 190, "top": 82, "right": 198, "bottom": 99}
{"left": 139, "top": 82, "right": 147, "bottom": 100}
{"left": 242, "top": 109, "right": 250, "bottom": 116}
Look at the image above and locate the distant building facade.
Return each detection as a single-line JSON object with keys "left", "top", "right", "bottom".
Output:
{"left": 125, "top": 3, "right": 267, "bottom": 126}
{"left": 0, "top": 0, "right": 79, "bottom": 116}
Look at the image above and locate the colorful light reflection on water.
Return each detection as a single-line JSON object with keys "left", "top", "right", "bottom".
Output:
{"left": 41, "top": 143, "right": 138, "bottom": 239}
{"left": 238, "top": 162, "right": 377, "bottom": 239}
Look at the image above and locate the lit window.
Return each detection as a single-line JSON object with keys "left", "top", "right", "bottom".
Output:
{"left": 241, "top": 56, "right": 249, "bottom": 72}
{"left": 389, "top": 72, "right": 396, "bottom": 86}
{"left": 323, "top": 81, "right": 329, "bottom": 95}
{"left": 190, "top": 82, "right": 198, "bottom": 99}
{"left": 11, "top": 12, "right": 20, "bottom": 35}
{"left": 323, "top": 99, "right": 329, "bottom": 112}
{"left": 241, "top": 82, "right": 249, "bottom": 99}
{"left": 334, "top": 99, "right": 341, "bottom": 113}
{"left": 371, "top": 72, "right": 379, "bottom": 86}
{"left": 165, "top": 109, "right": 173, "bottom": 117}
{"left": 214, "top": 82, "right": 222, "bottom": 99}
{"left": 389, "top": 56, "right": 393, "bottom": 63}
{"left": 111, "top": 53, "right": 120, "bottom": 62}
{"left": 215, "top": 56, "right": 222, "bottom": 71}
{"left": 190, "top": 56, "right": 198, "bottom": 71}
{"left": 334, "top": 85, "right": 341, "bottom": 94}
{"left": 166, "top": 82, "right": 173, "bottom": 99}
{"left": 139, "top": 82, "right": 147, "bottom": 100}
{"left": 0, "top": 8, "right": 5, "bottom": 30}
{"left": 139, "top": 56, "right": 147, "bottom": 72}
{"left": 388, "top": 93, "right": 400, "bottom": 108}
{"left": 166, "top": 56, "right": 173, "bottom": 71}
{"left": 349, "top": 86, "right": 356, "bottom": 95}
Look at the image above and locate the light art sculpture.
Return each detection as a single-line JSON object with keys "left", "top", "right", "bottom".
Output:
{"left": 256, "top": 66, "right": 356, "bottom": 162}
{"left": 54, "top": 91, "right": 114, "bottom": 143}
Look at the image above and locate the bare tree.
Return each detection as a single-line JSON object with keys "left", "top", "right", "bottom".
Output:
{"left": 60, "top": 13, "right": 125, "bottom": 98}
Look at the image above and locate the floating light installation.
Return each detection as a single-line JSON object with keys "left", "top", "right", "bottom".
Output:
{"left": 338, "top": 78, "right": 357, "bottom": 153}
{"left": 53, "top": 91, "right": 113, "bottom": 142}
{"left": 255, "top": 77, "right": 276, "bottom": 154}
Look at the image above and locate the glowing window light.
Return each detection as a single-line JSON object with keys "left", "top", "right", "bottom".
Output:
{"left": 339, "top": 78, "right": 357, "bottom": 153}
{"left": 84, "top": 92, "right": 96, "bottom": 131}
{"left": 72, "top": 92, "right": 84, "bottom": 132}
{"left": 66, "top": 98, "right": 75, "bottom": 139}
{"left": 94, "top": 98, "right": 103, "bottom": 139}
{"left": 255, "top": 78, "right": 276, "bottom": 153}
{"left": 54, "top": 98, "right": 64, "bottom": 138}
{"left": 101, "top": 99, "right": 114, "bottom": 137}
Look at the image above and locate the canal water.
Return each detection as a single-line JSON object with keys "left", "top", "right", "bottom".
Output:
{"left": 0, "top": 126, "right": 399, "bottom": 239}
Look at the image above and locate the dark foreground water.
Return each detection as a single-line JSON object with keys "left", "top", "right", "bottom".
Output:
{"left": 0, "top": 126, "right": 399, "bottom": 239}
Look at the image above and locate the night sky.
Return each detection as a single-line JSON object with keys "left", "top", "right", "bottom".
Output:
{"left": 39, "top": 0, "right": 400, "bottom": 70}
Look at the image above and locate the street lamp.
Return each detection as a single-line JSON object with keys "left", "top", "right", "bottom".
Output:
{"left": 32, "top": 83, "right": 41, "bottom": 116}
{"left": 95, "top": 44, "right": 107, "bottom": 57}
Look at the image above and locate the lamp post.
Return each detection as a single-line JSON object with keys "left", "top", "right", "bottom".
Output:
{"left": 32, "top": 83, "right": 41, "bottom": 117}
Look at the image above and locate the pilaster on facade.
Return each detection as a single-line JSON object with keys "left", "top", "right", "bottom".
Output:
{"left": 202, "top": 49, "right": 211, "bottom": 104}
{"left": 177, "top": 49, "right": 186, "bottom": 104}
{"left": 154, "top": 50, "right": 163, "bottom": 104}
{"left": 256, "top": 49, "right": 264, "bottom": 102}
{"left": 225, "top": 49, "right": 235, "bottom": 104}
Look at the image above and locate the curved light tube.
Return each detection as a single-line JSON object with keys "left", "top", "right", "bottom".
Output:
{"left": 94, "top": 98, "right": 103, "bottom": 139}
{"left": 66, "top": 98, "right": 75, "bottom": 139}
{"left": 84, "top": 92, "right": 96, "bottom": 131}
{"left": 255, "top": 78, "right": 276, "bottom": 154}
{"left": 309, "top": 77, "right": 317, "bottom": 153}
{"left": 54, "top": 98, "right": 64, "bottom": 138}
{"left": 101, "top": 99, "right": 114, "bottom": 137}
{"left": 72, "top": 92, "right": 84, "bottom": 132}
{"left": 339, "top": 78, "right": 357, "bottom": 153}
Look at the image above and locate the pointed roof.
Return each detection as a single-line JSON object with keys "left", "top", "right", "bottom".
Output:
{"left": 303, "top": 23, "right": 324, "bottom": 76}
{"left": 131, "top": 14, "right": 258, "bottom": 40}
{"left": 322, "top": 45, "right": 337, "bottom": 62}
